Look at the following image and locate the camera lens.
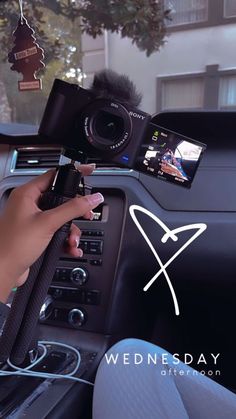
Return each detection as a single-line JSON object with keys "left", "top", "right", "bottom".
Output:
{"left": 82, "top": 99, "right": 132, "bottom": 153}
{"left": 93, "top": 110, "right": 124, "bottom": 144}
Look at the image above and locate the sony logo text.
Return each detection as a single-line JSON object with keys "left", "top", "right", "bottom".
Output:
{"left": 129, "top": 111, "right": 146, "bottom": 120}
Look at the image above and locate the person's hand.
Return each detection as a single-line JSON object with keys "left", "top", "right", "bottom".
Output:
{"left": 0, "top": 164, "right": 104, "bottom": 302}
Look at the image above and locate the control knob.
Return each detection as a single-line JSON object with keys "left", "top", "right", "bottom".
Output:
{"left": 68, "top": 308, "right": 85, "bottom": 327}
{"left": 70, "top": 267, "right": 88, "bottom": 286}
{"left": 39, "top": 295, "right": 54, "bottom": 321}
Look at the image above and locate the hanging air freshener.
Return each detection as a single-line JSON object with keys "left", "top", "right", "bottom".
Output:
{"left": 8, "top": 0, "right": 45, "bottom": 91}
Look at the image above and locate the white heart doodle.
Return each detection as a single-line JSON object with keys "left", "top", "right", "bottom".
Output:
{"left": 129, "top": 205, "right": 207, "bottom": 316}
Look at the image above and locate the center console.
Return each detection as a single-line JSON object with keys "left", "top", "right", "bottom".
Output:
{"left": 0, "top": 185, "right": 125, "bottom": 335}
{"left": 0, "top": 180, "right": 126, "bottom": 418}
{"left": 39, "top": 188, "right": 125, "bottom": 333}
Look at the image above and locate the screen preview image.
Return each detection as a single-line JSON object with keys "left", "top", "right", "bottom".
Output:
{"left": 136, "top": 124, "right": 206, "bottom": 188}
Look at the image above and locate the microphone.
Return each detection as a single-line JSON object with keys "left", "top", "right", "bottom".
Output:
{"left": 89, "top": 69, "right": 142, "bottom": 107}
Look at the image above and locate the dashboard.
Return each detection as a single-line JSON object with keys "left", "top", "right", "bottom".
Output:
{"left": 0, "top": 111, "right": 236, "bottom": 418}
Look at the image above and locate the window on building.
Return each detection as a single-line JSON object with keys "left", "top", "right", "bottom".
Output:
{"left": 157, "top": 66, "right": 236, "bottom": 112}
{"left": 219, "top": 75, "right": 236, "bottom": 108}
{"left": 165, "top": 0, "right": 236, "bottom": 30}
{"left": 224, "top": 0, "right": 236, "bottom": 18}
{"left": 165, "top": 0, "right": 208, "bottom": 27}
{"left": 161, "top": 77, "right": 204, "bottom": 110}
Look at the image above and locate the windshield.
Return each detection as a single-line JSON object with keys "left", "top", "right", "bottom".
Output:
{"left": 0, "top": 0, "right": 236, "bottom": 125}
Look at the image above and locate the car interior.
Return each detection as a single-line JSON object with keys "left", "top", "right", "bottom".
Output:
{"left": 0, "top": 109, "right": 236, "bottom": 418}
{"left": 1, "top": 0, "right": 236, "bottom": 416}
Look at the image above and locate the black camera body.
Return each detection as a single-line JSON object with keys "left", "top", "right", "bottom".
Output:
{"left": 39, "top": 78, "right": 151, "bottom": 168}
{"left": 39, "top": 74, "right": 206, "bottom": 188}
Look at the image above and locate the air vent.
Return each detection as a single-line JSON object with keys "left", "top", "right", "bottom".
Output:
{"left": 14, "top": 148, "right": 61, "bottom": 171}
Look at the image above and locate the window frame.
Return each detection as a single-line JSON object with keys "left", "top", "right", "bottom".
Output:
{"left": 156, "top": 65, "right": 236, "bottom": 112}
{"left": 165, "top": 0, "right": 236, "bottom": 32}
{"left": 224, "top": 0, "right": 236, "bottom": 18}
{"left": 218, "top": 71, "right": 236, "bottom": 110}
{"left": 157, "top": 72, "right": 206, "bottom": 112}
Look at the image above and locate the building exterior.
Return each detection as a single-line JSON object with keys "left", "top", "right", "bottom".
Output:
{"left": 1, "top": 1, "right": 236, "bottom": 123}
{"left": 104, "top": 0, "right": 236, "bottom": 115}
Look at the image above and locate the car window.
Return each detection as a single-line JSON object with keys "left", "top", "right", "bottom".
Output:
{"left": 0, "top": 2, "right": 84, "bottom": 125}
{"left": 1, "top": 0, "right": 236, "bottom": 125}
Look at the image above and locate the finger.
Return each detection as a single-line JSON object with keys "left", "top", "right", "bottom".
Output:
{"left": 67, "top": 224, "right": 81, "bottom": 248}
{"left": 75, "top": 195, "right": 95, "bottom": 220}
{"left": 64, "top": 239, "right": 83, "bottom": 256}
{"left": 75, "top": 163, "right": 96, "bottom": 176}
{"left": 20, "top": 170, "right": 56, "bottom": 199}
{"left": 21, "top": 163, "right": 95, "bottom": 200}
{"left": 24, "top": 163, "right": 94, "bottom": 195}
{"left": 67, "top": 210, "right": 94, "bottom": 221}
{"left": 83, "top": 210, "right": 94, "bottom": 220}
{"left": 67, "top": 247, "right": 84, "bottom": 258}
{"left": 42, "top": 192, "right": 104, "bottom": 232}
{"left": 64, "top": 224, "right": 83, "bottom": 257}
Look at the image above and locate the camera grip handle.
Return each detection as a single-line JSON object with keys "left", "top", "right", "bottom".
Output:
{"left": 0, "top": 253, "right": 45, "bottom": 363}
{"left": 10, "top": 224, "right": 70, "bottom": 365}
{"left": 0, "top": 193, "right": 71, "bottom": 364}
{"left": 0, "top": 164, "right": 82, "bottom": 365}
{"left": 9, "top": 164, "right": 82, "bottom": 365}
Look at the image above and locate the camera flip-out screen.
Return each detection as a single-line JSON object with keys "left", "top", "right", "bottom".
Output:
{"left": 135, "top": 124, "right": 206, "bottom": 188}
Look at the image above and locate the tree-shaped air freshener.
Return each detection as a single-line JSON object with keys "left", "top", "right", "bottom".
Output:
{"left": 8, "top": 1, "right": 45, "bottom": 91}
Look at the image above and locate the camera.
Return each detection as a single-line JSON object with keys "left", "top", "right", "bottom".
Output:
{"left": 39, "top": 71, "right": 206, "bottom": 188}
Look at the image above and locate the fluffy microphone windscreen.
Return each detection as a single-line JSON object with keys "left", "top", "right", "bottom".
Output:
{"left": 89, "top": 69, "right": 142, "bottom": 107}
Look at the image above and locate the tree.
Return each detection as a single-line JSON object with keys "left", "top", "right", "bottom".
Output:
{"left": 0, "top": 1, "right": 170, "bottom": 62}
{"left": 79, "top": 0, "right": 171, "bottom": 56}
{"left": 0, "top": 0, "right": 170, "bottom": 123}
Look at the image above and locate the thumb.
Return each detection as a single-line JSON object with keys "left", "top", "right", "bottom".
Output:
{"left": 41, "top": 192, "right": 104, "bottom": 232}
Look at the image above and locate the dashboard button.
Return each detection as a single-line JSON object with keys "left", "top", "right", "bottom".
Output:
{"left": 90, "top": 259, "right": 102, "bottom": 266}
{"left": 68, "top": 308, "right": 85, "bottom": 327}
{"left": 95, "top": 231, "right": 104, "bottom": 237}
{"left": 53, "top": 268, "right": 70, "bottom": 282}
{"left": 85, "top": 290, "right": 100, "bottom": 305}
{"left": 59, "top": 268, "right": 70, "bottom": 282}
{"left": 80, "top": 239, "right": 103, "bottom": 254}
{"left": 52, "top": 288, "right": 63, "bottom": 299}
{"left": 54, "top": 268, "right": 60, "bottom": 281}
{"left": 80, "top": 240, "right": 89, "bottom": 253}
{"left": 70, "top": 289, "right": 85, "bottom": 304}
{"left": 82, "top": 230, "right": 104, "bottom": 237}
{"left": 88, "top": 240, "right": 103, "bottom": 255}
